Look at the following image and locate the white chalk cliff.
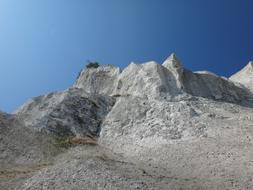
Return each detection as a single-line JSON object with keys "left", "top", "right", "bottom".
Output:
{"left": 230, "top": 61, "right": 253, "bottom": 93}
{"left": 1, "top": 54, "right": 253, "bottom": 190}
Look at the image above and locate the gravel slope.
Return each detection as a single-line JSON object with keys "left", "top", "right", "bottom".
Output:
{"left": 1, "top": 54, "right": 253, "bottom": 190}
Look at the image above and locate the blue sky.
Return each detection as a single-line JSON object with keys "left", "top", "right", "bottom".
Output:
{"left": 0, "top": 0, "right": 253, "bottom": 112}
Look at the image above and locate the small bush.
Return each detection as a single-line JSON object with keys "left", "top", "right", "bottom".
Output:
{"left": 112, "top": 94, "right": 121, "bottom": 97}
{"left": 86, "top": 62, "right": 99, "bottom": 69}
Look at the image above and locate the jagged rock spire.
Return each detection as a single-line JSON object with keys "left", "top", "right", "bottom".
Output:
{"left": 167, "top": 52, "right": 180, "bottom": 62}
{"left": 230, "top": 61, "right": 253, "bottom": 93}
{"left": 162, "top": 53, "right": 184, "bottom": 90}
{"left": 246, "top": 61, "right": 253, "bottom": 69}
{"left": 236, "top": 61, "right": 253, "bottom": 72}
{"left": 162, "top": 53, "right": 183, "bottom": 69}
{"left": 230, "top": 61, "right": 253, "bottom": 79}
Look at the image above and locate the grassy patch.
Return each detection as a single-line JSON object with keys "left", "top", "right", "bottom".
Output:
{"left": 52, "top": 136, "right": 98, "bottom": 148}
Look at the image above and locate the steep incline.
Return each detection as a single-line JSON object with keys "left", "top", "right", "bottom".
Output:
{"left": 112, "top": 61, "right": 183, "bottom": 98}
{"left": 2, "top": 53, "right": 253, "bottom": 190}
{"left": 15, "top": 88, "right": 115, "bottom": 139}
{"left": 74, "top": 65, "right": 120, "bottom": 95}
{"left": 182, "top": 69, "right": 250, "bottom": 102}
{"left": 230, "top": 61, "right": 253, "bottom": 93}
{"left": 74, "top": 53, "right": 251, "bottom": 103}
{"left": 163, "top": 53, "right": 251, "bottom": 102}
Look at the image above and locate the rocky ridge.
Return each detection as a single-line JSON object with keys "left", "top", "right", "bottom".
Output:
{"left": 1, "top": 53, "right": 253, "bottom": 190}
{"left": 230, "top": 61, "right": 253, "bottom": 93}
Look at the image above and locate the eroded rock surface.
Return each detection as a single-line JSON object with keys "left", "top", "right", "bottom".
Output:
{"left": 15, "top": 88, "right": 115, "bottom": 138}
{"left": 2, "top": 54, "right": 253, "bottom": 190}
{"left": 230, "top": 61, "right": 253, "bottom": 93}
{"left": 74, "top": 65, "right": 120, "bottom": 95}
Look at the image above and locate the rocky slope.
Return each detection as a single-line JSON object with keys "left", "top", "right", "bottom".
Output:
{"left": 1, "top": 53, "right": 253, "bottom": 190}
{"left": 230, "top": 61, "right": 253, "bottom": 93}
{"left": 15, "top": 88, "right": 115, "bottom": 139}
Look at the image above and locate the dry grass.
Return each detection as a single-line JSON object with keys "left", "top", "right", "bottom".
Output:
{"left": 69, "top": 136, "right": 98, "bottom": 145}
{"left": 0, "top": 163, "right": 49, "bottom": 180}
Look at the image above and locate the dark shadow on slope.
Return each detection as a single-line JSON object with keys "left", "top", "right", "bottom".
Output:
{"left": 182, "top": 69, "right": 253, "bottom": 109}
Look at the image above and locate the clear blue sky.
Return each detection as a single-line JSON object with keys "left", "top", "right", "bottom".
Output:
{"left": 0, "top": 0, "right": 253, "bottom": 112}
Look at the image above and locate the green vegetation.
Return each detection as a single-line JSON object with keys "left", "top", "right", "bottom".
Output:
{"left": 51, "top": 136, "right": 98, "bottom": 148}
{"left": 52, "top": 137, "right": 72, "bottom": 149}
{"left": 86, "top": 61, "right": 100, "bottom": 69}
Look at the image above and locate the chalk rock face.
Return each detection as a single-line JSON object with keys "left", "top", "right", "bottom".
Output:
{"left": 163, "top": 53, "right": 250, "bottom": 103}
{"left": 3, "top": 54, "right": 253, "bottom": 190}
{"left": 74, "top": 54, "right": 251, "bottom": 103}
{"left": 230, "top": 61, "right": 253, "bottom": 93}
{"left": 181, "top": 69, "right": 250, "bottom": 102}
{"left": 98, "top": 55, "right": 253, "bottom": 173}
{"left": 99, "top": 80, "right": 253, "bottom": 190}
{"left": 162, "top": 53, "right": 184, "bottom": 90}
{"left": 15, "top": 88, "right": 115, "bottom": 138}
{"left": 74, "top": 65, "right": 120, "bottom": 95}
{"left": 0, "top": 87, "right": 115, "bottom": 167}
{"left": 112, "top": 61, "right": 182, "bottom": 99}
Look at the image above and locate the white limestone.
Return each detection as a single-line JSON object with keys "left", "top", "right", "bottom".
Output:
{"left": 2, "top": 54, "right": 253, "bottom": 190}
{"left": 74, "top": 64, "right": 120, "bottom": 95}
{"left": 230, "top": 61, "right": 253, "bottom": 93}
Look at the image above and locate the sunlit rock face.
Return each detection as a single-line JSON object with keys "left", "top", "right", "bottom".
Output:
{"left": 2, "top": 54, "right": 253, "bottom": 190}
{"left": 15, "top": 88, "right": 115, "bottom": 138}
{"left": 111, "top": 61, "right": 184, "bottom": 99}
{"left": 74, "top": 65, "right": 121, "bottom": 95}
{"left": 162, "top": 53, "right": 251, "bottom": 102}
{"left": 99, "top": 54, "right": 253, "bottom": 159}
{"left": 74, "top": 53, "right": 251, "bottom": 102}
{"left": 230, "top": 61, "right": 253, "bottom": 93}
